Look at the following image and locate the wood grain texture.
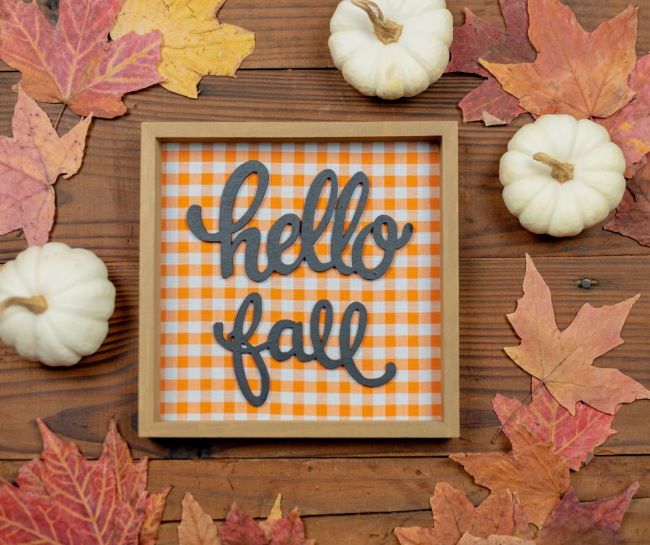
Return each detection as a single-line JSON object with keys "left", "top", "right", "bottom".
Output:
{"left": 0, "top": 0, "right": 648, "bottom": 540}
{"left": 0, "top": 257, "right": 647, "bottom": 459}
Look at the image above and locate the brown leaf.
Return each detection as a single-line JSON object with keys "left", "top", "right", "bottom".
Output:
{"left": 536, "top": 484, "right": 639, "bottom": 545}
{"left": 599, "top": 55, "right": 650, "bottom": 176}
{"left": 505, "top": 254, "right": 649, "bottom": 415}
{"left": 0, "top": 87, "right": 90, "bottom": 246}
{"left": 141, "top": 488, "right": 172, "bottom": 545}
{"left": 394, "top": 483, "right": 533, "bottom": 545}
{"left": 0, "top": 419, "right": 165, "bottom": 545}
{"left": 446, "top": 0, "right": 534, "bottom": 126}
{"left": 451, "top": 428, "right": 570, "bottom": 528}
{"left": 605, "top": 161, "right": 650, "bottom": 246}
{"left": 493, "top": 380, "right": 616, "bottom": 470}
{"left": 482, "top": 0, "right": 638, "bottom": 119}
{"left": 179, "top": 493, "right": 221, "bottom": 545}
{"left": 0, "top": 0, "right": 163, "bottom": 118}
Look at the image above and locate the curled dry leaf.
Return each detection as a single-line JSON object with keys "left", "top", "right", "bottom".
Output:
{"left": 0, "top": 0, "right": 163, "bottom": 118}
{"left": 112, "top": 0, "right": 255, "bottom": 99}
{"left": 536, "top": 484, "right": 639, "bottom": 545}
{"left": 178, "top": 493, "right": 220, "bottom": 545}
{"left": 446, "top": 0, "right": 534, "bottom": 125}
{"left": 394, "top": 483, "right": 532, "bottom": 545}
{"left": 451, "top": 427, "right": 570, "bottom": 528}
{"left": 0, "top": 419, "right": 168, "bottom": 545}
{"left": 605, "top": 157, "right": 650, "bottom": 247}
{"left": 492, "top": 380, "right": 616, "bottom": 471}
{"left": 599, "top": 56, "right": 650, "bottom": 177}
{"left": 482, "top": 0, "right": 638, "bottom": 119}
{"left": 505, "top": 254, "right": 649, "bottom": 415}
{"left": 0, "top": 87, "right": 90, "bottom": 246}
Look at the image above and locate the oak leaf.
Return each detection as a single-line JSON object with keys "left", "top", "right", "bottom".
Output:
{"left": 451, "top": 428, "right": 570, "bottom": 528}
{"left": 605, "top": 161, "right": 650, "bottom": 246}
{"left": 0, "top": 87, "right": 90, "bottom": 246}
{"left": 446, "top": 0, "right": 534, "bottom": 125}
{"left": 179, "top": 493, "right": 221, "bottom": 545}
{"left": 493, "top": 380, "right": 616, "bottom": 470}
{"left": 0, "top": 0, "right": 163, "bottom": 118}
{"left": 111, "top": 0, "right": 255, "bottom": 99}
{"left": 482, "top": 0, "right": 638, "bottom": 119}
{"left": 0, "top": 419, "right": 168, "bottom": 545}
{"left": 600, "top": 56, "right": 650, "bottom": 177}
{"left": 458, "top": 535, "right": 535, "bottom": 545}
{"left": 218, "top": 495, "right": 315, "bottom": 545}
{"left": 395, "top": 483, "right": 532, "bottom": 545}
{"left": 536, "top": 484, "right": 639, "bottom": 545}
{"left": 506, "top": 254, "right": 649, "bottom": 415}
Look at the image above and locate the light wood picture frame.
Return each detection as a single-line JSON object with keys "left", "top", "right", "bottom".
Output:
{"left": 139, "top": 121, "right": 459, "bottom": 438}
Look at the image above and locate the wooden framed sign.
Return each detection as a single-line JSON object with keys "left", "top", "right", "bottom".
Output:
{"left": 139, "top": 121, "right": 459, "bottom": 438}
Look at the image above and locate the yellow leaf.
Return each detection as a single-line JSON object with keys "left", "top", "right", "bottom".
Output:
{"left": 111, "top": 0, "right": 255, "bottom": 98}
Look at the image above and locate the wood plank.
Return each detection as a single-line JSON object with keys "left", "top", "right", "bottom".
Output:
{"left": 4, "top": 0, "right": 650, "bottom": 71}
{"left": 155, "top": 499, "right": 650, "bottom": 545}
{"left": 0, "top": 70, "right": 645, "bottom": 259}
{"left": 0, "top": 257, "right": 647, "bottom": 459}
{"left": 1, "top": 456, "right": 648, "bottom": 519}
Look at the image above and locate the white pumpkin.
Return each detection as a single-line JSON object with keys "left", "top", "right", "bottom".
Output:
{"left": 328, "top": 0, "right": 453, "bottom": 100}
{"left": 0, "top": 243, "right": 116, "bottom": 366}
{"left": 500, "top": 115, "right": 627, "bottom": 237}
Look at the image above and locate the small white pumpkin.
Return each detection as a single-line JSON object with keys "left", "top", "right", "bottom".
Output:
{"left": 328, "top": 0, "right": 453, "bottom": 100}
{"left": 500, "top": 115, "right": 627, "bottom": 237}
{"left": 0, "top": 243, "right": 116, "bottom": 366}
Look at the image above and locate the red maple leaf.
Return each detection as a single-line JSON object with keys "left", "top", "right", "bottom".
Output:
{"left": 0, "top": 419, "right": 168, "bottom": 545}
{"left": 0, "top": 0, "right": 163, "bottom": 118}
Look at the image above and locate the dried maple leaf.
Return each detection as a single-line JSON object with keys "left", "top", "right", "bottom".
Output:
{"left": 0, "top": 87, "right": 90, "bottom": 246}
{"left": 451, "top": 427, "right": 570, "bottom": 528}
{"left": 482, "top": 0, "right": 638, "bottom": 119}
{"left": 395, "top": 483, "right": 532, "bottom": 545}
{"left": 493, "top": 380, "right": 616, "bottom": 470}
{"left": 599, "top": 56, "right": 650, "bottom": 177}
{"left": 458, "top": 535, "right": 535, "bottom": 545}
{"left": 446, "top": 0, "right": 534, "bottom": 125}
{"left": 0, "top": 419, "right": 167, "bottom": 545}
{"left": 0, "top": 0, "right": 163, "bottom": 118}
{"left": 536, "top": 484, "right": 639, "bottom": 545}
{"left": 111, "top": 0, "right": 255, "bottom": 99}
{"left": 179, "top": 493, "right": 220, "bottom": 545}
{"left": 506, "top": 254, "right": 649, "bottom": 415}
{"left": 605, "top": 162, "right": 650, "bottom": 246}
{"left": 218, "top": 495, "right": 315, "bottom": 545}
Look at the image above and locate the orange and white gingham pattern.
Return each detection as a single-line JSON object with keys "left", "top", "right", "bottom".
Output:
{"left": 160, "top": 141, "right": 442, "bottom": 421}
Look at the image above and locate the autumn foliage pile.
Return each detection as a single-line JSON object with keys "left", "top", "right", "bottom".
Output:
{"left": 395, "top": 255, "right": 648, "bottom": 545}
{"left": 448, "top": 0, "right": 650, "bottom": 246}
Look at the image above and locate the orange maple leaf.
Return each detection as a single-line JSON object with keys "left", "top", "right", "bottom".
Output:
{"left": 394, "top": 483, "right": 532, "bottom": 545}
{"left": 492, "top": 380, "right": 616, "bottom": 471}
{"left": 0, "top": 0, "right": 163, "bottom": 118}
{"left": 481, "top": 0, "right": 638, "bottom": 119}
{"left": 451, "top": 428, "right": 570, "bottom": 528}
{"left": 0, "top": 419, "right": 168, "bottom": 545}
{"left": 505, "top": 255, "right": 649, "bottom": 415}
{"left": 0, "top": 87, "right": 90, "bottom": 246}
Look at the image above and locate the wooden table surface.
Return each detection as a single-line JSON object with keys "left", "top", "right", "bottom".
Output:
{"left": 0, "top": 0, "right": 649, "bottom": 543}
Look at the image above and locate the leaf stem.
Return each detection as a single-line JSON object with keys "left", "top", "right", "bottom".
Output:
{"left": 54, "top": 103, "right": 67, "bottom": 131}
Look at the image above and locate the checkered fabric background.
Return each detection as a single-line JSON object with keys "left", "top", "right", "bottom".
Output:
{"left": 160, "top": 141, "right": 442, "bottom": 421}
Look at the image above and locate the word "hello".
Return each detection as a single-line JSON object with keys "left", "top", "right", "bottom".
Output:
{"left": 186, "top": 160, "right": 413, "bottom": 282}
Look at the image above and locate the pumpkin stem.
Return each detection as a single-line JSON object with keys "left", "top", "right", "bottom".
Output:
{"left": 533, "top": 152, "right": 575, "bottom": 183}
{"left": 0, "top": 295, "right": 48, "bottom": 315}
{"left": 351, "top": 0, "right": 403, "bottom": 45}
